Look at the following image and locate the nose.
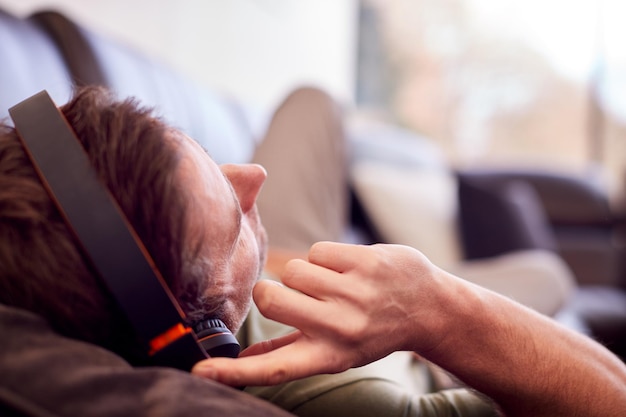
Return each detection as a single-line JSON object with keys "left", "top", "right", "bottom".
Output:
{"left": 220, "top": 164, "right": 267, "bottom": 214}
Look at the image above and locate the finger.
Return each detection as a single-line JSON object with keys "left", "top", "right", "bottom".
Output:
{"left": 192, "top": 340, "right": 341, "bottom": 387}
{"left": 280, "top": 258, "right": 351, "bottom": 301}
{"left": 252, "top": 279, "right": 332, "bottom": 332}
{"left": 307, "top": 241, "right": 366, "bottom": 273}
{"left": 238, "top": 331, "right": 302, "bottom": 357}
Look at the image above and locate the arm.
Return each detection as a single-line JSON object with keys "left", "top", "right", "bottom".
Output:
{"left": 193, "top": 242, "right": 626, "bottom": 416}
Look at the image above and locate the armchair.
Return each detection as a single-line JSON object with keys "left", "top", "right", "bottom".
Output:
{"left": 348, "top": 124, "right": 626, "bottom": 358}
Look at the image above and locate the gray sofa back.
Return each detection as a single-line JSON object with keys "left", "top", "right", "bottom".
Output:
{"left": 0, "top": 9, "right": 256, "bottom": 164}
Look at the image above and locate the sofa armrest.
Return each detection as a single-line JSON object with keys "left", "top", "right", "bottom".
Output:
{"left": 456, "top": 167, "right": 614, "bottom": 227}
{"left": 456, "top": 167, "right": 624, "bottom": 287}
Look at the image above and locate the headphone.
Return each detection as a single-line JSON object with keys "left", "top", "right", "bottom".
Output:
{"left": 8, "top": 91, "right": 240, "bottom": 371}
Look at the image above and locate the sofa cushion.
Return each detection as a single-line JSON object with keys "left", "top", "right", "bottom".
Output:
{"left": 458, "top": 174, "right": 557, "bottom": 260}
{"left": 450, "top": 250, "right": 576, "bottom": 316}
{"left": 79, "top": 26, "right": 258, "bottom": 164}
{"left": 348, "top": 122, "right": 462, "bottom": 268}
{"left": 1, "top": 9, "right": 257, "bottom": 165}
{"left": 351, "top": 161, "right": 462, "bottom": 269}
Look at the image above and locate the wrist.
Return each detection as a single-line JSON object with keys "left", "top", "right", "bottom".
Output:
{"left": 402, "top": 268, "right": 478, "bottom": 356}
{"left": 413, "top": 270, "right": 492, "bottom": 361}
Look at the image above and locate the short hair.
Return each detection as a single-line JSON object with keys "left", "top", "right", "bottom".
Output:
{"left": 0, "top": 87, "right": 213, "bottom": 363}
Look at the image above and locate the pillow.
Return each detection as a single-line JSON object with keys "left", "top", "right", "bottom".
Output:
{"left": 350, "top": 161, "right": 462, "bottom": 269}
{"left": 458, "top": 175, "right": 557, "bottom": 260}
{"left": 449, "top": 250, "right": 575, "bottom": 316}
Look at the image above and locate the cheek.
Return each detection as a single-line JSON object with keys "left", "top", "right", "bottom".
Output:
{"left": 242, "top": 228, "right": 263, "bottom": 284}
{"left": 226, "top": 235, "right": 261, "bottom": 330}
{"left": 230, "top": 230, "right": 261, "bottom": 296}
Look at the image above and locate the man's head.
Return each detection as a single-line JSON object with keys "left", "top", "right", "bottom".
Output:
{"left": 0, "top": 86, "right": 267, "bottom": 361}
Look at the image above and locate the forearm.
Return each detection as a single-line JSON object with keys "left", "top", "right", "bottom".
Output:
{"left": 421, "top": 271, "right": 626, "bottom": 417}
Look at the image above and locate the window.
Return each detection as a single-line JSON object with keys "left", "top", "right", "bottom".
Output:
{"left": 357, "top": 0, "right": 625, "bottom": 195}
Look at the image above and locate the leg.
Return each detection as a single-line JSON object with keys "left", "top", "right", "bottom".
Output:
{"left": 252, "top": 87, "right": 348, "bottom": 252}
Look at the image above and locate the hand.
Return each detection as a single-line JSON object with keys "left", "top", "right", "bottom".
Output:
{"left": 192, "top": 242, "right": 449, "bottom": 386}
{"left": 193, "top": 243, "right": 626, "bottom": 417}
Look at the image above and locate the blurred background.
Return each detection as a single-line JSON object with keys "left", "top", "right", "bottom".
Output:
{"left": 355, "top": 0, "right": 626, "bottom": 205}
{"left": 2, "top": 0, "right": 624, "bottom": 200}
{"left": 2, "top": 0, "right": 625, "bottom": 358}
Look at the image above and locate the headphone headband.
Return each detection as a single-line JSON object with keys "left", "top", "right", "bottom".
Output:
{"left": 9, "top": 91, "right": 208, "bottom": 370}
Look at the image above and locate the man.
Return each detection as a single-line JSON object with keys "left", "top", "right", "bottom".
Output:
{"left": 0, "top": 86, "right": 288, "bottom": 416}
{"left": 5, "top": 84, "right": 483, "bottom": 417}
{"left": 2, "top": 86, "right": 624, "bottom": 417}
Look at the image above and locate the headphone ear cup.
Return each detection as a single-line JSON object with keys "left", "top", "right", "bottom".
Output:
{"left": 193, "top": 318, "right": 241, "bottom": 358}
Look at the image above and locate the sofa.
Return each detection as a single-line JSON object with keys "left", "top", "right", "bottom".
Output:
{"left": 1, "top": 6, "right": 624, "bottom": 360}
